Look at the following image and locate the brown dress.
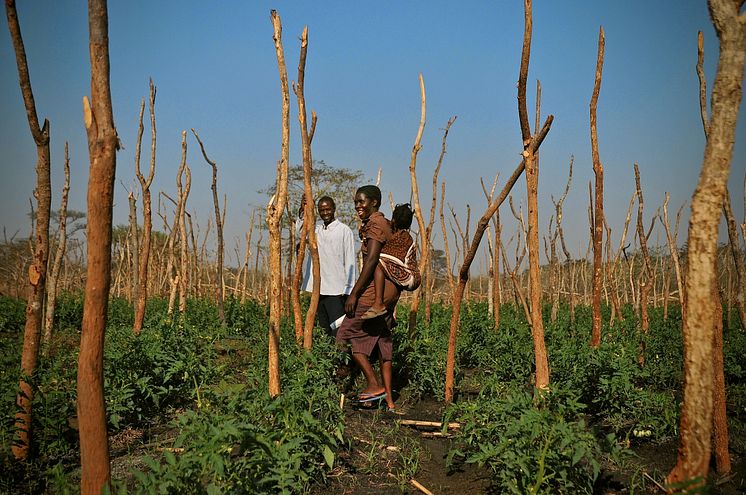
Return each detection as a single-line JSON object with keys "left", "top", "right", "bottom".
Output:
{"left": 336, "top": 211, "right": 401, "bottom": 360}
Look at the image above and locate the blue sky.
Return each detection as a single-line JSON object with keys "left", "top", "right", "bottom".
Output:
{"left": 1, "top": 1, "right": 744, "bottom": 272}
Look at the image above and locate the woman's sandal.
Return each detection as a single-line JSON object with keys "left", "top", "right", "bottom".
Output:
{"left": 356, "top": 391, "right": 386, "bottom": 403}
{"left": 360, "top": 306, "right": 387, "bottom": 320}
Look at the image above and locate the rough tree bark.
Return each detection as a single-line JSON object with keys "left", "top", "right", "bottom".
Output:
{"left": 520, "top": 17, "right": 550, "bottom": 389}
{"left": 634, "top": 163, "right": 654, "bottom": 336}
{"left": 589, "top": 26, "right": 605, "bottom": 349}
{"left": 177, "top": 142, "right": 191, "bottom": 314}
{"left": 293, "top": 26, "right": 321, "bottom": 350}
{"left": 445, "top": 0, "right": 553, "bottom": 402}
{"left": 192, "top": 128, "right": 225, "bottom": 324}
{"left": 407, "top": 74, "right": 427, "bottom": 338}
{"left": 424, "top": 117, "right": 456, "bottom": 324}
{"left": 550, "top": 157, "right": 573, "bottom": 324}
{"left": 267, "top": 9, "right": 290, "bottom": 397}
{"left": 662, "top": 193, "right": 686, "bottom": 313}
{"left": 481, "top": 174, "right": 501, "bottom": 329}
{"left": 712, "top": 279, "right": 731, "bottom": 475}
{"left": 723, "top": 188, "right": 746, "bottom": 328}
{"left": 127, "top": 190, "right": 139, "bottom": 302}
{"left": 6, "top": 0, "right": 52, "bottom": 462}
{"left": 78, "top": 0, "right": 118, "bottom": 491}
{"left": 133, "top": 80, "right": 156, "bottom": 334}
{"left": 667, "top": 2, "right": 746, "bottom": 490}
{"left": 439, "top": 182, "right": 455, "bottom": 297}
{"left": 43, "top": 143, "right": 70, "bottom": 349}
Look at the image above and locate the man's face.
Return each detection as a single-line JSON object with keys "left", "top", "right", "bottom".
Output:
{"left": 317, "top": 200, "right": 335, "bottom": 225}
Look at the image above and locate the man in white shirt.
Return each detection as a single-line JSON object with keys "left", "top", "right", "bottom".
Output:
{"left": 301, "top": 196, "right": 358, "bottom": 337}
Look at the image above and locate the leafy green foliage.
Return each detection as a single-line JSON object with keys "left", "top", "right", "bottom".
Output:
{"left": 0, "top": 296, "right": 25, "bottom": 333}
{"left": 105, "top": 321, "right": 223, "bottom": 429}
{"left": 446, "top": 384, "right": 625, "bottom": 495}
{"left": 129, "top": 329, "right": 344, "bottom": 494}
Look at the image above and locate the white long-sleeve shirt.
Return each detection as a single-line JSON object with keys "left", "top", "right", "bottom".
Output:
{"left": 301, "top": 219, "right": 358, "bottom": 295}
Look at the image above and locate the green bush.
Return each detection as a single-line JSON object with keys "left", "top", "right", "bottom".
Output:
{"left": 395, "top": 304, "right": 450, "bottom": 400}
{"left": 105, "top": 320, "right": 223, "bottom": 430}
{"left": 0, "top": 296, "right": 25, "bottom": 333}
{"left": 127, "top": 330, "right": 344, "bottom": 494}
{"left": 446, "top": 384, "right": 625, "bottom": 495}
{"left": 53, "top": 292, "right": 85, "bottom": 331}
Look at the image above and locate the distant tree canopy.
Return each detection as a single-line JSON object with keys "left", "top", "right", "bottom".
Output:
{"left": 260, "top": 160, "right": 369, "bottom": 228}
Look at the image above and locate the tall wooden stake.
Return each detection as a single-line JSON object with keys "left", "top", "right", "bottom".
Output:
{"left": 589, "top": 26, "right": 605, "bottom": 348}
{"left": 267, "top": 9, "right": 290, "bottom": 397}
{"left": 192, "top": 128, "right": 225, "bottom": 324}
{"left": 5, "top": 0, "right": 52, "bottom": 462}
{"left": 133, "top": 80, "right": 156, "bottom": 334}
{"left": 78, "top": 0, "right": 118, "bottom": 491}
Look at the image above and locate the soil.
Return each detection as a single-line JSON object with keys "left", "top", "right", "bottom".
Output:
{"left": 309, "top": 392, "right": 746, "bottom": 495}
{"left": 309, "top": 396, "right": 492, "bottom": 495}
{"left": 106, "top": 394, "right": 746, "bottom": 494}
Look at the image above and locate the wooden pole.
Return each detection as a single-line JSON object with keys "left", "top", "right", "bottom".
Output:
{"left": 78, "top": 0, "right": 119, "bottom": 490}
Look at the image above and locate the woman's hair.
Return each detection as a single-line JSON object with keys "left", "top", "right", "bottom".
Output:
{"left": 356, "top": 185, "right": 381, "bottom": 207}
{"left": 391, "top": 203, "right": 414, "bottom": 230}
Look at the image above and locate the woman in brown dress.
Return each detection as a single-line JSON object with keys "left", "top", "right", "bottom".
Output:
{"left": 336, "top": 185, "right": 400, "bottom": 411}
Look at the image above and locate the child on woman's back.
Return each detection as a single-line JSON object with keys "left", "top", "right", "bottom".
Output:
{"left": 361, "top": 203, "right": 420, "bottom": 320}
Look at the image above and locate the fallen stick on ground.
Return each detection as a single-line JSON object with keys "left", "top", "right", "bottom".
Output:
{"left": 410, "top": 478, "right": 435, "bottom": 495}
{"left": 420, "top": 431, "right": 451, "bottom": 438}
{"left": 399, "top": 419, "right": 461, "bottom": 430}
{"left": 643, "top": 472, "right": 666, "bottom": 493}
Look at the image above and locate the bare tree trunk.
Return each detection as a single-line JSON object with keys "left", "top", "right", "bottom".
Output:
{"left": 445, "top": 0, "right": 553, "bottom": 400}
{"left": 293, "top": 27, "right": 320, "bottom": 351}
{"left": 293, "top": 199, "right": 307, "bottom": 343}
{"left": 493, "top": 210, "right": 501, "bottom": 328}
{"left": 127, "top": 190, "right": 139, "bottom": 302}
{"left": 522, "top": 57, "right": 550, "bottom": 390}
{"left": 550, "top": 158, "right": 573, "bottom": 324}
{"left": 604, "top": 222, "right": 620, "bottom": 324}
{"left": 240, "top": 210, "right": 256, "bottom": 303}
{"left": 423, "top": 117, "right": 456, "bottom": 324}
{"left": 191, "top": 128, "right": 224, "bottom": 323}
{"left": 662, "top": 193, "right": 686, "bottom": 314}
{"left": 133, "top": 80, "right": 156, "bottom": 334}
{"left": 482, "top": 175, "right": 502, "bottom": 326}
{"left": 667, "top": 5, "right": 746, "bottom": 489}
{"left": 723, "top": 188, "right": 746, "bottom": 328}
{"left": 267, "top": 9, "right": 290, "bottom": 397}
{"left": 405, "top": 74, "right": 427, "bottom": 336}
{"left": 444, "top": 115, "right": 552, "bottom": 403}
{"left": 43, "top": 143, "right": 70, "bottom": 348}
{"left": 712, "top": 281, "right": 731, "bottom": 475}
{"left": 589, "top": 26, "right": 605, "bottom": 349}
{"left": 177, "top": 141, "right": 190, "bottom": 314}
{"left": 439, "top": 182, "right": 455, "bottom": 297}
{"left": 634, "top": 163, "right": 653, "bottom": 335}
{"left": 78, "top": 0, "right": 118, "bottom": 490}
{"left": 5, "top": 0, "right": 52, "bottom": 462}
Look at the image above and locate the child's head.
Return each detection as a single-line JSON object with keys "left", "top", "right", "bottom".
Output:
{"left": 391, "top": 203, "right": 414, "bottom": 230}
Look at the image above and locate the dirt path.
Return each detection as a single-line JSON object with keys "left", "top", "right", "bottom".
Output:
{"left": 310, "top": 397, "right": 491, "bottom": 495}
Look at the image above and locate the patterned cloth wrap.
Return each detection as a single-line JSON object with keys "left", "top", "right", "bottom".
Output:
{"left": 379, "top": 230, "right": 421, "bottom": 291}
